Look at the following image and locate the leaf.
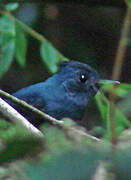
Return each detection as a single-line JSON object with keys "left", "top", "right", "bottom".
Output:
{"left": 0, "top": 33, "right": 15, "bottom": 77}
{"left": 95, "top": 92, "right": 111, "bottom": 137}
{"left": 15, "top": 22, "right": 27, "bottom": 67}
{"left": 125, "top": 0, "right": 131, "bottom": 8}
{"left": 0, "top": 16, "right": 15, "bottom": 77}
{"left": 0, "top": 125, "right": 43, "bottom": 165}
{"left": 101, "top": 83, "right": 131, "bottom": 97}
{"left": 120, "top": 83, "right": 131, "bottom": 90}
{"left": 40, "top": 41, "right": 67, "bottom": 73}
{"left": 118, "top": 92, "right": 131, "bottom": 117}
{"left": 0, "top": 15, "right": 14, "bottom": 33}
{"left": 95, "top": 92, "right": 130, "bottom": 138}
{"left": 5, "top": 3, "right": 19, "bottom": 11}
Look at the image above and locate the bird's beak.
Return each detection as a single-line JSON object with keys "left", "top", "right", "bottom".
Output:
{"left": 90, "top": 79, "right": 120, "bottom": 93}
{"left": 97, "top": 79, "right": 120, "bottom": 85}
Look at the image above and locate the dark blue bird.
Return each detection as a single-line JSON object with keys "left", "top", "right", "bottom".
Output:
{"left": 12, "top": 61, "right": 101, "bottom": 127}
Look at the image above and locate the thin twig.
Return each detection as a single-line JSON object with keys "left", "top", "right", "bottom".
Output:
{"left": 0, "top": 98, "right": 44, "bottom": 138}
{"left": 109, "top": 7, "right": 131, "bottom": 146}
{"left": 0, "top": 89, "right": 100, "bottom": 142}
{"left": 0, "top": 10, "right": 46, "bottom": 42}
{"left": 66, "top": 126, "right": 100, "bottom": 142}
{"left": 0, "top": 89, "right": 63, "bottom": 126}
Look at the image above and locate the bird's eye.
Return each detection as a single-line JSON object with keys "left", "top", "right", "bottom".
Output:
{"left": 79, "top": 73, "right": 88, "bottom": 83}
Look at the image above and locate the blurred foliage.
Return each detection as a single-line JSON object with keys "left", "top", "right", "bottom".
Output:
{"left": 0, "top": 2, "right": 130, "bottom": 180}
{"left": 0, "top": 15, "right": 15, "bottom": 76}
{"left": 5, "top": 3, "right": 19, "bottom": 12}
{"left": 0, "top": 122, "right": 131, "bottom": 179}
{"left": 15, "top": 22, "right": 27, "bottom": 67}
{"left": 0, "top": 121, "right": 44, "bottom": 165}
{"left": 0, "top": 3, "right": 66, "bottom": 76}
{"left": 125, "top": 0, "right": 131, "bottom": 7}
{"left": 95, "top": 83, "right": 131, "bottom": 138}
{"left": 40, "top": 41, "right": 67, "bottom": 73}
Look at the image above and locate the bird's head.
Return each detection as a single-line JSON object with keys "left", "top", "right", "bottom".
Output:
{"left": 57, "top": 61, "right": 101, "bottom": 102}
{"left": 57, "top": 60, "right": 119, "bottom": 102}
{"left": 47, "top": 60, "right": 120, "bottom": 120}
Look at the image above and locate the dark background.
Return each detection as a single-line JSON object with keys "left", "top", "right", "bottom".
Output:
{"left": 0, "top": 2, "right": 130, "bottom": 129}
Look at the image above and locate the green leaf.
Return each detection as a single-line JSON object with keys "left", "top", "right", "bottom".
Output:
{"left": 15, "top": 22, "right": 27, "bottom": 67}
{"left": 125, "top": 0, "right": 131, "bottom": 8}
{"left": 0, "top": 16, "right": 15, "bottom": 77}
{"left": 95, "top": 92, "right": 111, "bottom": 137}
{"left": 0, "top": 125, "right": 43, "bottom": 165}
{"left": 101, "top": 83, "right": 131, "bottom": 97}
{"left": 120, "top": 83, "right": 131, "bottom": 90}
{"left": 5, "top": 3, "right": 19, "bottom": 11}
{"left": 0, "top": 15, "right": 14, "bottom": 33}
{"left": 95, "top": 92, "right": 130, "bottom": 138}
{"left": 118, "top": 92, "right": 131, "bottom": 117}
{"left": 114, "top": 107, "right": 130, "bottom": 127}
{"left": 0, "top": 33, "right": 15, "bottom": 77}
{"left": 40, "top": 41, "right": 67, "bottom": 73}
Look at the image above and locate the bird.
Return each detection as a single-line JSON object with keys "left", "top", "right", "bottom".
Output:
{"left": 11, "top": 60, "right": 101, "bottom": 127}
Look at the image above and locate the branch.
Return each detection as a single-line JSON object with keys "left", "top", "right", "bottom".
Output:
{"left": 92, "top": 162, "right": 114, "bottom": 180}
{"left": 0, "top": 97, "right": 44, "bottom": 138}
{"left": 0, "top": 89, "right": 100, "bottom": 142}
{"left": 0, "top": 89, "right": 63, "bottom": 126}
{"left": 63, "top": 124, "right": 100, "bottom": 142}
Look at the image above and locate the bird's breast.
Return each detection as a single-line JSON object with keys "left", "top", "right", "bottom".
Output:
{"left": 44, "top": 93, "right": 87, "bottom": 121}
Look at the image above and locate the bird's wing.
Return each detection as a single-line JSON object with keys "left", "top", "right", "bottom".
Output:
{"left": 12, "top": 84, "right": 46, "bottom": 112}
